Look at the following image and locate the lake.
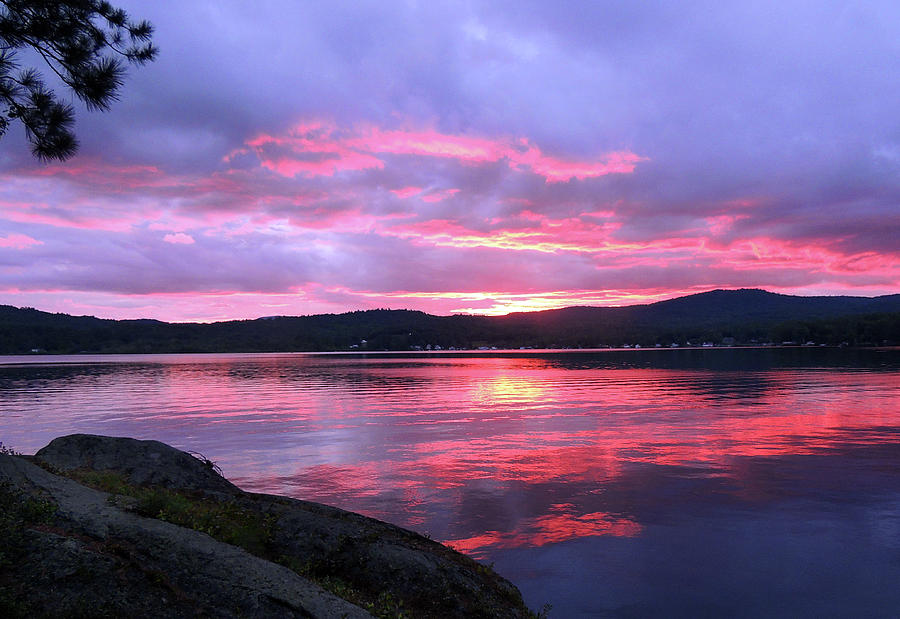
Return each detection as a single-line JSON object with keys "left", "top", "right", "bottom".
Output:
{"left": 2, "top": 348, "right": 899, "bottom": 617}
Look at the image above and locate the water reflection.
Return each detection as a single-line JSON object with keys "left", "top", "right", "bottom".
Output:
{"left": 1, "top": 348, "right": 899, "bottom": 616}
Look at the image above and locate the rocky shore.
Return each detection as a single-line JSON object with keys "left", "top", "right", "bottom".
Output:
{"left": 0, "top": 434, "right": 536, "bottom": 618}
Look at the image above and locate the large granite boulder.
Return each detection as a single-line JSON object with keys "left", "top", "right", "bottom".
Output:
{"left": 1, "top": 435, "right": 533, "bottom": 618}
{"left": 35, "top": 433, "right": 240, "bottom": 495}
{"left": 0, "top": 452, "right": 371, "bottom": 618}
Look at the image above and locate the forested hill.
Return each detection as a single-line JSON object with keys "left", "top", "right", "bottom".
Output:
{"left": 2, "top": 289, "right": 899, "bottom": 354}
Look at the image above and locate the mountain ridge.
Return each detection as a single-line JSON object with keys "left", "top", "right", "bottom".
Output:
{"left": 2, "top": 288, "right": 899, "bottom": 353}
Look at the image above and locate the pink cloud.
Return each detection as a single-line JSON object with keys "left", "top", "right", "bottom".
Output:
{"left": 2, "top": 119, "right": 896, "bottom": 323}
{"left": 234, "top": 120, "right": 646, "bottom": 183}
{"left": 713, "top": 238, "right": 900, "bottom": 281}
{"left": 391, "top": 186, "right": 423, "bottom": 199}
{"left": 163, "top": 232, "right": 195, "bottom": 245}
{"left": 0, "top": 203, "right": 145, "bottom": 232}
{"left": 234, "top": 122, "right": 383, "bottom": 178}
{"left": 385, "top": 213, "right": 624, "bottom": 254}
{"left": 511, "top": 146, "right": 648, "bottom": 182}
{"left": 704, "top": 214, "right": 751, "bottom": 235}
{"left": 23, "top": 159, "right": 164, "bottom": 187}
{"left": 390, "top": 186, "right": 459, "bottom": 203}
{"left": 421, "top": 188, "right": 460, "bottom": 203}
{"left": 0, "top": 233, "right": 42, "bottom": 249}
{"left": 0, "top": 163, "right": 172, "bottom": 231}
{"left": 351, "top": 127, "right": 505, "bottom": 162}
{"left": 258, "top": 151, "right": 383, "bottom": 177}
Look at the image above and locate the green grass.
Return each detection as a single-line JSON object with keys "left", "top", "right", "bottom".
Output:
{"left": 69, "top": 470, "right": 277, "bottom": 556}
{"left": 0, "top": 482, "right": 58, "bottom": 565}
{"left": 67, "top": 469, "right": 416, "bottom": 617}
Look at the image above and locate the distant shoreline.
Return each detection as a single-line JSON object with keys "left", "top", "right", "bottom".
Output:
{"left": 3, "top": 289, "right": 899, "bottom": 354}
{"left": 2, "top": 345, "right": 898, "bottom": 367}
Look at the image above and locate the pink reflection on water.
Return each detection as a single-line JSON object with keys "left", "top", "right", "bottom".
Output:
{"left": 2, "top": 352, "right": 899, "bottom": 558}
{"left": 447, "top": 503, "right": 642, "bottom": 558}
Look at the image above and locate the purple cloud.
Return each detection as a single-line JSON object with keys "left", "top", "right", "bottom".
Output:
{"left": 0, "top": 0, "right": 897, "bottom": 320}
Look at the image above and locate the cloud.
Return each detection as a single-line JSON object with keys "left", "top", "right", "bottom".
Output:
{"left": 0, "top": 233, "right": 42, "bottom": 250}
{"left": 391, "top": 186, "right": 423, "bottom": 199}
{"left": 232, "top": 121, "right": 646, "bottom": 183}
{"left": 0, "top": 1, "right": 897, "bottom": 320}
{"left": 163, "top": 232, "right": 195, "bottom": 245}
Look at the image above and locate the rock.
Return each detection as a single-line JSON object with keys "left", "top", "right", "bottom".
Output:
{"left": 35, "top": 434, "right": 240, "bottom": 495}
{"left": 261, "top": 494, "right": 528, "bottom": 617}
{"left": 1, "top": 435, "right": 534, "bottom": 618}
{"left": 0, "top": 452, "right": 372, "bottom": 618}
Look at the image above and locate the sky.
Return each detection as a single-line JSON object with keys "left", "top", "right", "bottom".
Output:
{"left": 1, "top": 0, "right": 899, "bottom": 322}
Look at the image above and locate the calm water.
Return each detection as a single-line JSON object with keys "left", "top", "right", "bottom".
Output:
{"left": 2, "top": 348, "right": 899, "bottom": 617}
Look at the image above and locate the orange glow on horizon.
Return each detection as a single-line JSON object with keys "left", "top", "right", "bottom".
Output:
{"left": 340, "top": 286, "right": 727, "bottom": 315}
{"left": 3, "top": 281, "right": 898, "bottom": 323}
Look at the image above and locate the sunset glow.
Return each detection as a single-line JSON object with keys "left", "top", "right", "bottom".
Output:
{"left": 1, "top": 1, "right": 898, "bottom": 321}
